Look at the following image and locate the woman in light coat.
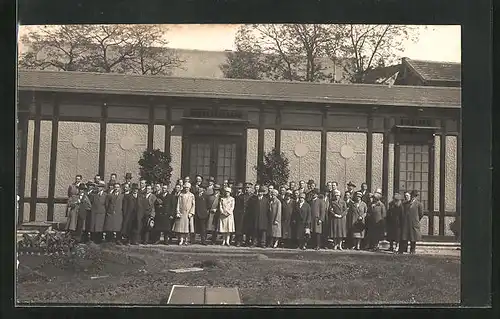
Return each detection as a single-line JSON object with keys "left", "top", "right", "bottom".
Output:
{"left": 268, "top": 189, "right": 282, "bottom": 248}
{"left": 172, "top": 182, "right": 195, "bottom": 245}
{"left": 218, "top": 187, "right": 235, "bottom": 246}
{"left": 348, "top": 191, "right": 368, "bottom": 250}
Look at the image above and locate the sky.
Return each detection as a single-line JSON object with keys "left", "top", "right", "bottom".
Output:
{"left": 18, "top": 24, "right": 461, "bottom": 63}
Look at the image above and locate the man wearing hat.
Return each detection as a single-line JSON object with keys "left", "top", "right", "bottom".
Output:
{"left": 140, "top": 184, "right": 157, "bottom": 244}
{"left": 231, "top": 183, "right": 244, "bottom": 245}
{"left": 366, "top": 189, "right": 386, "bottom": 251}
{"left": 122, "top": 183, "right": 145, "bottom": 245}
{"left": 67, "top": 174, "right": 83, "bottom": 198}
{"left": 297, "top": 180, "right": 307, "bottom": 194}
{"left": 305, "top": 180, "right": 316, "bottom": 203}
{"left": 67, "top": 183, "right": 92, "bottom": 242}
{"left": 205, "top": 176, "right": 216, "bottom": 196}
{"left": 358, "top": 182, "right": 371, "bottom": 206}
{"left": 88, "top": 181, "right": 108, "bottom": 243}
{"left": 237, "top": 182, "right": 254, "bottom": 246}
{"left": 206, "top": 184, "right": 221, "bottom": 245}
{"left": 103, "top": 182, "right": 125, "bottom": 244}
{"left": 399, "top": 190, "right": 424, "bottom": 254}
{"left": 309, "top": 188, "right": 326, "bottom": 250}
{"left": 386, "top": 193, "right": 403, "bottom": 252}
{"left": 291, "top": 192, "right": 311, "bottom": 250}
{"left": 280, "top": 190, "right": 295, "bottom": 248}
{"left": 248, "top": 185, "right": 270, "bottom": 247}
{"left": 346, "top": 181, "right": 356, "bottom": 196}
{"left": 194, "top": 186, "right": 209, "bottom": 245}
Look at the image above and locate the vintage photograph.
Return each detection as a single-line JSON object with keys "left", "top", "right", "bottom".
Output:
{"left": 15, "top": 24, "right": 461, "bottom": 305}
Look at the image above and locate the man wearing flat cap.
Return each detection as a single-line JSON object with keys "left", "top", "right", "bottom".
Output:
{"left": 366, "top": 189, "right": 386, "bottom": 251}
{"left": 291, "top": 192, "right": 311, "bottom": 250}
{"left": 399, "top": 190, "right": 424, "bottom": 254}
{"left": 248, "top": 185, "right": 270, "bottom": 247}
{"left": 206, "top": 184, "right": 221, "bottom": 245}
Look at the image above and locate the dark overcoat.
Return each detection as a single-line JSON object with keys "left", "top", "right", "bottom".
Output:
{"left": 367, "top": 201, "right": 386, "bottom": 243}
{"left": 309, "top": 198, "right": 326, "bottom": 234}
{"left": 153, "top": 192, "right": 170, "bottom": 231}
{"left": 347, "top": 201, "right": 368, "bottom": 239}
{"left": 252, "top": 195, "right": 270, "bottom": 232}
{"left": 206, "top": 193, "right": 221, "bottom": 232}
{"left": 233, "top": 193, "right": 245, "bottom": 235}
{"left": 195, "top": 193, "right": 208, "bottom": 233}
{"left": 103, "top": 192, "right": 124, "bottom": 232}
{"left": 89, "top": 191, "right": 107, "bottom": 232}
{"left": 291, "top": 201, "right": 311, "bottom": 240}
{"left": 280, "top": 198, "right": 295, "bottom": 239}
{"left": 121, "top": 193, "right": 145, "bottom": 237}
{"left": 328, "top": 199, "right": 348, "bottom": 238}
{"left": 386, "top": 201, "right": 403, "bottom": 241}
{"left": 400, "top": 199, "right": 424, "bottom": 241}
{"left": 241, "top": 193, "right": 254, "bottom": 235}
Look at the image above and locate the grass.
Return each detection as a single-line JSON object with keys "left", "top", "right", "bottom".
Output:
{"left": 16, "top": 243, "right": 460, "bottom": 305}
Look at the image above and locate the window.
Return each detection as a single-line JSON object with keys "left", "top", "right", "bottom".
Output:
{"left": 397, "top": 144, "right": 429, "bottom": 210}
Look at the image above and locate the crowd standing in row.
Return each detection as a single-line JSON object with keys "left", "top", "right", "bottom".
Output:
{"left": 65, "top": 173, "right": 424, "bottom": 254}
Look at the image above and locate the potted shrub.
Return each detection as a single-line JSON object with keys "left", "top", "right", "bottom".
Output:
{"left": 255, "top": 148, "right": 290, "bottom": 187}
{"left": 138, "top": 149, "right": 173, "bottom": 185}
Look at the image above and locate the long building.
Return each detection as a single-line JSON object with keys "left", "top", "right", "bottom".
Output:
{"left": 17, "top": 66, "right": 461, "bottom": 237}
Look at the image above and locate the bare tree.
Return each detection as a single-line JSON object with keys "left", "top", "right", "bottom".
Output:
{"left": 18, "top": 24, "right": 184, "bottom": 76}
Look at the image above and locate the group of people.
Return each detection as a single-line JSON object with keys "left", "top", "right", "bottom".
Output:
{"left": 65, "top": 173, "right": 424, "bottom": 254}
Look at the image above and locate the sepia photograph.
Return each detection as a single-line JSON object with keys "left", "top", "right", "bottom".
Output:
{"left": 15, "top": 23, "right": 462, "bottom": 305}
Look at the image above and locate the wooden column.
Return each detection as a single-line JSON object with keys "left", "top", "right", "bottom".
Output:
{"left": 98, "top": 100, "right": 108, "bottom": 178}
{"left": 275, "top": 107, "right": 281, "bottom": 154}
{"left": 147, "top": 102, "right": 155, "bottom": 151}
{"left": 47, "top": 94, "right": 60, "bottom": 222}
{"left": 456, "top": 118, "right": 462, "bottom": 218}
{"left": 366, "top": 114, "right": 373, "bottom": 191}
{"left": 17, "top": 112, "right": 29, "bottom": 225}
{"left": 439, "top": 120, "right": 447, "bottom": 236}
{"left": 428, "top": 135, "right": 436, "bottom": 235}
{"left": 29, "top": 96, "right": 41, "bottom": 222}
{"left": 164, "top": 106, "right": 171, "bottom": 155}
{"left": 257, "top": 106, "right": 265, "bottom": 183}
{"left": 393, "top": 142, "right": 400, "bottom": 195}
{"left": 381, "top": 117, "right": 390, "bottom": 204}
{"left": 319, "top": 107, "right": 328, "bottom": 191}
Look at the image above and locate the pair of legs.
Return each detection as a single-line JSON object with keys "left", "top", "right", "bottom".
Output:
{"left": 220, "top": 232, "right": 231, "bottom": 246}
{"left": 104, "top": 231, "right": 121, "bottom": 243}
{"left": 388, "top": 240, "right": 398, "bottom": 251}
{"left": 298, "top": 235, "right": 310, "bottom": 250}
{"left": 312, "top": 232, "right": 322, "bottom": 250}
{"left": 271, "top": 237, "right": 281, "bottom": 248}
{"left": 255, "top": 230, "right": 267, "bottom": 247}
{"left": 332, "top": 237, "right": 344, "bottom": 250}
{"left": 398, "top": 240, "right": 416, "bottom": 254}
{"left": 177, "top": 233, "right": 190, "bottom": 245}
{"left": 353, "top": 237, "right": 363, "bottom": 250}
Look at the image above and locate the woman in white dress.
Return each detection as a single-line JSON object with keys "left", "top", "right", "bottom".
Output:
{"left": 218, "top": 187, "right": 235, "bottom": 246}
{"left": 172, "top": 182, "right": 195, "bottom": 245}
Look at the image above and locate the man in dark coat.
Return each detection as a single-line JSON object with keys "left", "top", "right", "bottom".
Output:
{"left": 206, "top": 184, "right": 221, "bottom": 245}
{"left": 280, "top": 190, "right": 295, "bottom": 248}
{"left": 366, "top": 190, "right": 386, "bottom": 251}
{"left": 195, "top": 187, "right": 209, "bottom": 245}
{"left": 89, "top": 181, "right": 107, "bottom": 243}
{"left": 121, "top": 183, "right": 145, "bottom": 245}
{"left": 233, "top": 183, "right": 245, "bottom": 246}
{"left": 152, "top": 184, "right": 170, "bottom": 244}
{"left": 192, "top": 175, "right": 203, "bottom": 195}
{"left": 103, "top": 182, "right": 124, "bottom": 243}
{"left": 250, "top": 186, "right": 270, "bottom": 247}
{"left": 309, "top": 189, "right": 326, "bottom": 250}
{"left": 386, "top": 193, "right": 403, "bottom": 251}
{"left": 205, "top": 176, "right": 216, "bottom": 196}
{"left": 291, "top": 192, "right": 311, "bottom": 250}
{"left": 305, "top": 180, "right": 316, "bottom": 202}
{"left": 239, "top": 182, "right": 254, "bottom": 246}
{"left": 398, "top": 190, "right": 424, "bottom": 254}
{"left": 74, "top": 183, "right": 92, "bottom": 243}
{"left": 165, "top": 183, "right": 182, "bottom": 244}
{"left": 141, "top": 185, "right": 157, "bottom": 244}
{"left": 358, "top": 182, "right": 371, "bottom": 206}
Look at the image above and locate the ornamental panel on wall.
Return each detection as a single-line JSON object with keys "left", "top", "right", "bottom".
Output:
{"left": 280, "top": 130, "right": 321, "bottom": 183}
{"left": 246, "top": 129, "right": 258, "bottom": 183}
{"left": 54, "top": 122, "right": 100, "bottom": 198}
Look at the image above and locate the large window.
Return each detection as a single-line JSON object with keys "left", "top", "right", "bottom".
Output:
{"left": 397, "top": 144, "right": 430, "bottom": 210}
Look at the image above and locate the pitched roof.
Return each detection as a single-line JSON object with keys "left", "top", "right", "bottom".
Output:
{"left": 404, "top": 58, "right": 461, "bottom": 83}
{"left": 17, "top": 70, "right": 461, "bottom": 109}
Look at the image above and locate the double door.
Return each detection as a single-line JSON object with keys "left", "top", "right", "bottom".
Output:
{"left": 188, "top": 136, "right": 240, "bottom": 184}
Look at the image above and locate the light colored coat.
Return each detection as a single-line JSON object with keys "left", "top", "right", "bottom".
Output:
{"left": 103, "top": 191, "right": 124, "bottom": 232}
{"left": 218, "top": 196, "right": 235, "bottom": 233}
{"left": 172, "top": 191, "right": 195, "bottom": 234}
{"left": 269, "top": 198, "right": 282, "bottom": 238}
{"left": 89, "top": 190, "right": 107, "bottom": 232}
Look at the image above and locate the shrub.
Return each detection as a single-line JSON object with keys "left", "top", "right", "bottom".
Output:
{"left": 254, "top": 148, "right": 290, "bottom": 187}
{"left": 138, "top": 149, "right": 173, "bottom": 185}
{"left": 17, "top": 230, "right": 77, "bottom": 254}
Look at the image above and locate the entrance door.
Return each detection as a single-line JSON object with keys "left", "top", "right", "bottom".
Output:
{"left": 396, "top": 144, "right": 430, "bottom": 210}
{"left": 188, "top": 137, "right": 239, "bottom": 184}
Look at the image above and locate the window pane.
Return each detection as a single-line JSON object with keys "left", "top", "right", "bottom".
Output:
{"left": 400, "top": 162, "right": 406, "bottom": 171}
{"left": 407, "top": 163, "right": 414, "bottom": 171}
{"left": 414, "top": 145, "right": 422, "bottom": 153}
{"left": 422, "top": 145, "right": 429, "bottom": 153}
{"left": 421, "top": 182, "right": 428, "bottom": 191}
{"left": 406, "top": 145, "right": 414, "bottom": 153}
{"left": 422, "top": 173, "right": 429, "bottom": 182}
{"left": 399, "top": 171, "right": 406, "bottom": 181}
{"left": 422, "top": 163, "right": 429, "bottom": 173}
{"left": 415, "top": 153, "right": 422, "bottom": 162}
{"left": 407, "top": 153, "right": 414, "bottom": 162}
{"left": 415, "top": 163, "right": 422, "bottom": 172}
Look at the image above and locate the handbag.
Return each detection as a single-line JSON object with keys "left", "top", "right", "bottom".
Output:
{"left": 147, "top": 216, "right": 155, "bottom": 229}
{"left": 305, "top": 228, "right": 311, "bottom": 235}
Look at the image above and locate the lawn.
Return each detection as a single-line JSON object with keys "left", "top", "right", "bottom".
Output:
{"left": 16, "top": 243, "right": 460, "bottom": 305}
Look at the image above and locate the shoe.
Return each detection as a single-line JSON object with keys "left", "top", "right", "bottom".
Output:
{"left": 301, "top": 246, "right": 307, "bottom": 250}
{"left": 338, "top": 246, "right": 343, "bottom": 251}
{"left": 236, "top": 242, "right": 241, "bottom": 247}
{"left": 409, "top": 250, "right": 416, "bottom": 255}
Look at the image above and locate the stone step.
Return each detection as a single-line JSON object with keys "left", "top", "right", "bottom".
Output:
{"left": 18, "top": 222, "right": 53, "bottom": 232}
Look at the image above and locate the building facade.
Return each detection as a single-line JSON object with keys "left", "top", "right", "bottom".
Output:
{"left": 17, "top": 70, "right": 461, "bottom": 237}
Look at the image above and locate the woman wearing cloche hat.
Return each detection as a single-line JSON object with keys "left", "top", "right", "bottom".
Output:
{"left": 366, "top": 189, "right": 386, "bottom": 251}
{"left": 218, "top": 187, "right": 235, "bottom": 246}
{"left": 386, "top": 193, "right": 403, "bottom": 252}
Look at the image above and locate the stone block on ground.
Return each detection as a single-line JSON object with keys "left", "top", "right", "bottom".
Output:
{"left": 167, "top": 285, "right": 241, "bottom": 305}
